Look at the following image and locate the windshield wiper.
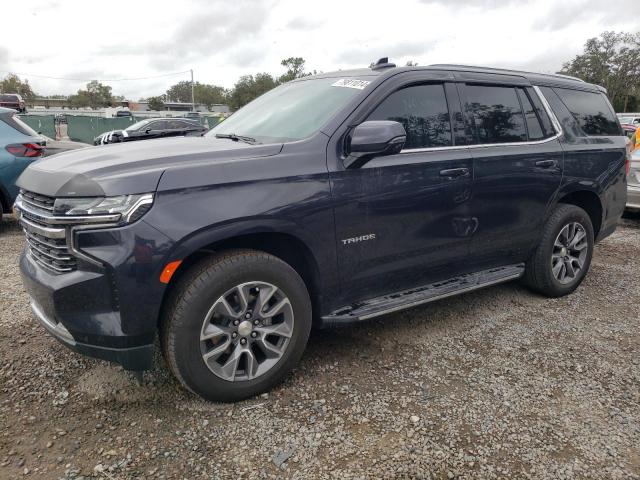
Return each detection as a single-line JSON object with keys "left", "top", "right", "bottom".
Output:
{"left": 215, "top": 133, "right": 259, "bottom": 144}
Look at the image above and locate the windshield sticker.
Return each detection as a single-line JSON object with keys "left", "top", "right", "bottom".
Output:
{"left": 331, "top": 79, "right": 370, "bottom": 90}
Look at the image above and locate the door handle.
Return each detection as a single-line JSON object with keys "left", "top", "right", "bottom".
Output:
{"left": 535, "top": 160, "right": 557, "bottom": 169}
{"left": 439, "top": 167, "right": 469, "bottom": 179}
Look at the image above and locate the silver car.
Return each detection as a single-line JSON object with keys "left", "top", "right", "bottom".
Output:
{"left": 628, "top": 150, "right": 640, "bottom": 210}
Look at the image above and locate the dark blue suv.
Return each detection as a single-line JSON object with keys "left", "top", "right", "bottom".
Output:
{"left": 14, "top": 61, "right": 627, "bottom": 402}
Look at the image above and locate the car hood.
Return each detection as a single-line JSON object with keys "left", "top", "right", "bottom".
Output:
{"left": 17, "top": 136, "right": 283, "bottom": 197}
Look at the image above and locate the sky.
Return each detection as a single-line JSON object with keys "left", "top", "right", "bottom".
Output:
{"left": 0, "top": 0, "right": 638, "bottom": 100}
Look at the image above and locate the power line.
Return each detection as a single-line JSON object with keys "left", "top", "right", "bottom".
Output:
{"left": 0, "top": 70, "right": 192, "bottom": 82}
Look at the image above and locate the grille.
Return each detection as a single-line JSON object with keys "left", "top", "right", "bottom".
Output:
{"left": 20, "top": 189, "right": 55, "bottom": 212}
{"left": 19, "top": 190, "right": 77, "bottom": 274}
{"left": 25, "top": 230, "right": 76, "bottom": 273}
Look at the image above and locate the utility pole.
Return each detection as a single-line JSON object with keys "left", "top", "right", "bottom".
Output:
{"left": 190, "top": 69, "right": 195, "bottom": 112}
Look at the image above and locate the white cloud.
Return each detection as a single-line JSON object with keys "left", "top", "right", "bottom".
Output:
{"left": 0, "top": 0, "right": 635, "bottom": 99}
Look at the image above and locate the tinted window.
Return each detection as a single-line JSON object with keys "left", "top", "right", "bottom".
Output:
{"left": 149, "top": 120, "right": 168, "bottom": 130}
{"left": 517, "top": 89, "right": 544, "bottom": 140}
{"left": 167, "top": 120, "right": 187, "bottom": 129}
{"left": 0, "top": 94, "right": 19, "bottom": 102}
{"left": 554, "top": 88, "right": 620, "bottom": 136}
{"left": 367, "top": 84, "right": 451, "bottom": 149}
{"left": 465, "top": 85, "right": 527, "bottom": 144}
{"left": 1, "top": 112, "right": 39, "bottom": 137}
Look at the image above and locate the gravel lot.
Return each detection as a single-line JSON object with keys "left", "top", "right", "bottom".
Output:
{"left": 1, "top": 215, "right": 639, "bottom": 479}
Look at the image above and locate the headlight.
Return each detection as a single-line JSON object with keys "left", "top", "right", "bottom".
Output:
{"left": 53, "top": 193, "right": 154, "bottom": 225}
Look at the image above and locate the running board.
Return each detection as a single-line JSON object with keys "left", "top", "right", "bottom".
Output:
{"left": 321, "top": 264, "right": 525, "bottom": 326}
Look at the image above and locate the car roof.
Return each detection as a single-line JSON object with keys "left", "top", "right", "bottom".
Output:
{"left": 298, "top": 63, "right": 603, "bottom": 93}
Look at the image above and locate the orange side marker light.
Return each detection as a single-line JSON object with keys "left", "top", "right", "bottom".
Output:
{"left": 160, "top": 260, "right": 183, "bottom": 284}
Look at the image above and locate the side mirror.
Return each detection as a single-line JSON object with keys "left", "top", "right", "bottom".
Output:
{"left": 344, "top": 120, "right": 406, "bottom": 168}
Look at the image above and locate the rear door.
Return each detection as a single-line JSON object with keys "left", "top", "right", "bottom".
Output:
{"left": 459, "top": 79, "right": 564, "bottom": 266}
{"left": 329, "top": 75, "right": 475, "bottom": 303}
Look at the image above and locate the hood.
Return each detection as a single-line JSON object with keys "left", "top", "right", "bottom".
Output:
{"left": 17, "top": 136, "right": 283, "bottom": 197}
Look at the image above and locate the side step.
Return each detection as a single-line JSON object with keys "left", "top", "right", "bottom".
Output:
{"left": 321, "top": 264, "right": 525, "bottom": 326}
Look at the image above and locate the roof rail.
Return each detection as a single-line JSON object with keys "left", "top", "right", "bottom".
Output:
{"left": 429, "top": 64, "right": 586, "bottom": 83}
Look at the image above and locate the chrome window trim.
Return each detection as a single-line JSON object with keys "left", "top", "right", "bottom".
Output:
{"left": 398, "top": 85, "right": 563, "bottom": 155}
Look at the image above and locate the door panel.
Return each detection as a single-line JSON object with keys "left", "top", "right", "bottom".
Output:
{"left": 330, "top": 148, "right": 474, "bottom": 303}
{"left": 468, "top": 141, "right": 563, "bottom": 265}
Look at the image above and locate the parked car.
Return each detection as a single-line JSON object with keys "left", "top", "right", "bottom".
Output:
{"left": 618, "top": 114, "right": 640, "bottom": 125}
{"left": 0, "top": 94, "right": 26, "bottom": 113}
{"left": 628, "top": 149, "right": 640, "bottom": 211}
{"left": 622, "top": 123, "right": 637, "bottom": 140}
{"left": 14, "top": 61, "right": 627, "bottom": 402}
{"left": 39, "top": 135, "right": 89, "bottom": 156}
{"left": 0, "top": 107, "right": 44, "bottom": 228}
{"left": 93, "top": 118, "right": 206, "bottom": 145}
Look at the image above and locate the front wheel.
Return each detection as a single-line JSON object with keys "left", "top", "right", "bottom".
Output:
{"left": 161, "top": 250, "right": 312, "bottom": 402}
{"left": 523, "top": 204, "right": 594, "bottom": 297}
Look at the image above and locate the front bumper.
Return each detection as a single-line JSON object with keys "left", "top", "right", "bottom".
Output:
{"left": 18, "top": 217, "right": 174, "bottom": 371}
{"left": 29, "top": 298, "right": 154, "bottom": 370}
{"left": 627, "top": 184, "right": 640, "bottom": 210}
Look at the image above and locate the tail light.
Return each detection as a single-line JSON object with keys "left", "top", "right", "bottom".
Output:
{"left": 6, "top": 143, "right": 44, "bottom": 158}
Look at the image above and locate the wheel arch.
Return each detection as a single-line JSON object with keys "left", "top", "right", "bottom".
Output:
{"left": 158, "top": 223, "right": 325, "bottom": 327}
{"left": 556, "top": 189, "right": 603, "bottom": 238}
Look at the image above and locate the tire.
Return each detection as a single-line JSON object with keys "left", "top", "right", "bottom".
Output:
{"left": 523, "top": 204, "right": 594, "bottom": 297}
{"left": 161, "top": 249, "right": 312, "bottom": 402}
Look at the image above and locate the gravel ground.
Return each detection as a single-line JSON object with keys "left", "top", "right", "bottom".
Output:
{"left": 1, "top": 215, "right": 639, "bottom": 480}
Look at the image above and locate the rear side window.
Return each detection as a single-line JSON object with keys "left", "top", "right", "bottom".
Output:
{"left": 1, "top": 113, "right": 39, "bottom": 137}
{"left": 464, "top": 85, "right": 527, "bottom": 144}
{"left": 517, "top": 88, "right": 546, "bottom": 141}
{"left": 553, "top": 88, "right": 620, "bottom": 136}
{"left": 367, "top": 84, "right": 452, "bottom": 149}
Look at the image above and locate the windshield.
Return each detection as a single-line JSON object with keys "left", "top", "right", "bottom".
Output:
{"left": 0, "top": 94, "right": 19, "bottom": 102}
{"left": 207, "top": 77, "right": 372, "bottom": 143}
{"left": 125, "top": 119, "right": 151, "bottom": 132}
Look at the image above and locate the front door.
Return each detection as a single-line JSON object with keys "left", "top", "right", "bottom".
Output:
{"left": 329, "top": 82, "right": 475, "bottom": 304}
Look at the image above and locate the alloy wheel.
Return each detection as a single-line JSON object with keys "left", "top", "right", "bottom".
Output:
{"left": 551, "top": 222, "right": 588, "bottom": 285}
{"left": 199, "top": 281, "right": 294, "bottom": 381}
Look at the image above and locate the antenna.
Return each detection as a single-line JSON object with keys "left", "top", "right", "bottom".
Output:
{"left": 371, "top": 57, "right": 396, "bottom": 71}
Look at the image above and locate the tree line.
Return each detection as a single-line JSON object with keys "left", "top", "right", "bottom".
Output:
{"left": 0, "top": 57, "right": 311, "bottom": 111}
{"left": 2, "top": 34, "right": 640, "bottom": 113}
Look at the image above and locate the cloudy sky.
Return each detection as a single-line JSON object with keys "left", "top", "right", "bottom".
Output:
{"left": 0, "top": 0, "right": 637, "bottom": 100}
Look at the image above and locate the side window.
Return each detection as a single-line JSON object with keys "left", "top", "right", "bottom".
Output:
{"left": 464, "top": 85, "right": 527, "bottom": 144}
{"left": 517, "top": 88, "right": 545, "bottom": 140}
{"left": 149, "top": 120, "right": 168, "bottom": 130}
{"left": 553, "top": 87, "right": 621, "bottom": 136}
{"left": 367, "top": 84, "right": 452, "bottom": 149}
{"left": 167, "top": 120, "right": 186, "bottom": 129}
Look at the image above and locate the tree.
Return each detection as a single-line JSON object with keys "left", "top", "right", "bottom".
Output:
{"left": 195, "top": 84, "right": 227, "bottom": 109}
{"left": 166, "top": 80, "right": 193, "bottom": 103}
{"left": 560, "top": 31, "right": 640, "bottom": 112}
{"left": 227, "top": 73, "right": 278, "bottom": 110}
{"left": 165, "top": 80, "right": 228, "bottom": 109}
{"left": 279, "top": 57, "right": 309, "bottom": 83}
{"left": 0, "top": 74, "right": 36, "bottom": 100}
{"left": 69, "top": 80, "right": 114, "bottom": 109}
{"left": 147, "top": 96, "right": 165, "bottom": 111}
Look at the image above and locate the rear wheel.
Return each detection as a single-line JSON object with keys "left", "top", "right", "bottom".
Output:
{"left": 524, "top": 204, "right": 594, "bottom": 297}
{"left": 161, "top": 250, "right": 312, "bottom": 402}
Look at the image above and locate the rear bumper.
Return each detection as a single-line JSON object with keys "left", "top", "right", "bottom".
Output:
{"left": 627, "top": 185, "right": 640, "bottom": 210}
